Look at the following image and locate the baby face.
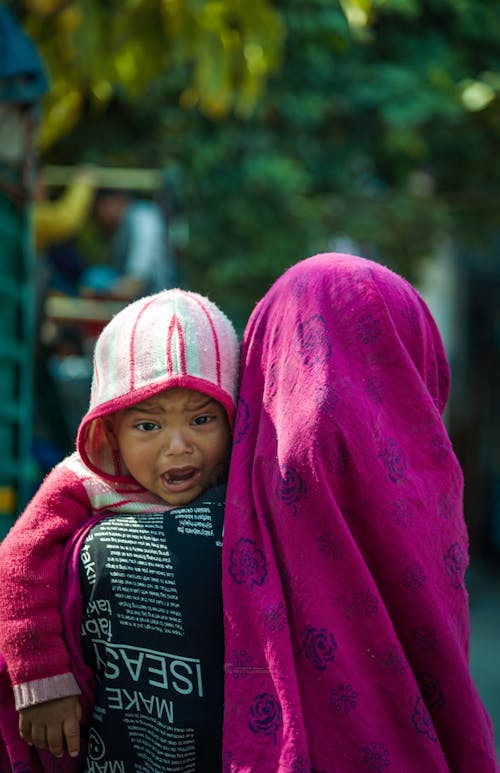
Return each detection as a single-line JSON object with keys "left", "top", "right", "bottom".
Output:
{"left": 104, "top": 388, "right": 231, "bottom": 507}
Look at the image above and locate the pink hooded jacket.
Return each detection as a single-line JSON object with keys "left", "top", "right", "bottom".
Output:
{"left": 222, "top": 253, "right": 498, "bottom": 772}
{"left": 0, "top": 288, "right": 238, "bottom": 709}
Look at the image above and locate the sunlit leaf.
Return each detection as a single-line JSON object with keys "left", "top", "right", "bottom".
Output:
{"left": 460, "top": 80, "right": 496, "bottom": 112}
{"left": 37, "top": 85, "right": 83, "bottom": 150}
{"left": 23, "top": 0, "right": 284, "bottom": 146}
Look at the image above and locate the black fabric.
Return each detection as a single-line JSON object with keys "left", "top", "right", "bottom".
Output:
{"left": 79, "top": 485, "right": 225, "bottom": 773}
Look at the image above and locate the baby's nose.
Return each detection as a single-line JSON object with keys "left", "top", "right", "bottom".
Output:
{"left": 163, "top": 428, "right": 192, "bottom": 455}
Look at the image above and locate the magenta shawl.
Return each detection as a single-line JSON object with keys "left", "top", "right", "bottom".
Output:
{"left": 222, "top": 253, "right": 498, "bottom": 772}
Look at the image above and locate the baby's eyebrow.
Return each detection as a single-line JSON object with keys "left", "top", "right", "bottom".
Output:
{"left": 124, "top": 403, "right": 160, "bottom": 413}
{"left": 123, "top": 396, "right": 215, "bottom": 413}
{"left": 186, "top": 397, "right": 214, "bottom": 411}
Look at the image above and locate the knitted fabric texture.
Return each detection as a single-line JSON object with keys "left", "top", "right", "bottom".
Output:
{"left": 77, "top": 288, "right": 239, "bottom": 483}
{"left": 222, "top": 253, "right": 499, "bottom": 772}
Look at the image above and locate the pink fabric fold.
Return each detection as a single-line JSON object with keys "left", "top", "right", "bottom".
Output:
{"left": 222, "top": 252, "right": 499, "bottom": 772}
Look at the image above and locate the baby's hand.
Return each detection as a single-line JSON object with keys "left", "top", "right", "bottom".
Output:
{"left": 19, "top": 695, "right": 82, "bottom": 758}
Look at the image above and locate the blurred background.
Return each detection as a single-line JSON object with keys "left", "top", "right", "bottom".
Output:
{"left": 0, "top": 0, "right": 499, "bottom": 754}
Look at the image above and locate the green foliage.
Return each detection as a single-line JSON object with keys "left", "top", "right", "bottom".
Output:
{"left": 15, "top": 0, "right": 500, "bottom": 323}
{"left": 13, "top": 0, "right": 284, "bottom": 147}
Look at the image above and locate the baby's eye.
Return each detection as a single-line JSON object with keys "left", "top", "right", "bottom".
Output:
{"left": 135, "top": 421, "right": 159, "bottom": 432}
{"left": 193, "top": 415, "right": 212, "bottom": 426}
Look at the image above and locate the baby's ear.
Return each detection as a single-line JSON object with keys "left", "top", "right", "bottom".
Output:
{"left": 102, "top": 416, "right": 119, "bottom": 449}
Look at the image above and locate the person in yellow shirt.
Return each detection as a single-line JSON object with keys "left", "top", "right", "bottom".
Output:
{"left": 34, "top": 166, "right": 97, "bottom": 299}
{"left": 34, "top": 166, "right": 96, "bottom": 255}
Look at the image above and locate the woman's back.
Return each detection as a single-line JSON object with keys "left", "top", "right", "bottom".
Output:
{"left": 222, "top": 252, "right": 499, "bottom": 772}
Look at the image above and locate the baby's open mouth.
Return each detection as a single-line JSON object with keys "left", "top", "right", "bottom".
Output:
{"left": 164, "top": 467, "right": 198, "bottom": 485}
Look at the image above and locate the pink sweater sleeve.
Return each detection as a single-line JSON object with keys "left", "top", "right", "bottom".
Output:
{"left": 0, "top": 463, "right": 91, "bottom": 707}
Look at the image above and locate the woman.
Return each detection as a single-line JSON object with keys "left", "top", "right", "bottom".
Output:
{"left": 222, "top": 252, "right": 498, "bottom": 772}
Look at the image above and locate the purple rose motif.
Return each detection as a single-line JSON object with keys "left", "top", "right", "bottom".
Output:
{"left": 260, "top": 602, "right": 287, "bottom": 632}
{"left": 401, "top": 298, "right": 420, "bottom": 335}
{"left": 300, "top": 624, "right": 337, "bottom": 671}
{"left": 380, "top": 438, "right": 407, "bottom": 483}
{"left": 430, "top": 432, "right": 451, "bottom": 462}
{"left": 444, "top": 542, "right": 468, "bottom": 589}
{"left": 295, "top": 314, "right": 332, "bottom": 366}
{"left": 228, "top": 649, "right": 253, "bottom": 678}
{"left": 291, "top": 274, "right": 310, "bottom": 298}
{"left": 411, "top": 625, "right": 438, "bottom": 653}
{"left": 248, "top": 692, "right": 283, "bottom": 744}
{"left": 365, "top": 375, "right": 384, "bottom": 404}
{"left": 346, "top": 589, "right": 379, "bottom": 619}
{"left": 234, "top": 396, "right": 250, "bottom": 445}
{"left": 382, "top": 646, "right": 407, "bottom": 675}
{"left": 355, "top": 313, "right": 382, "bottom": 344}
{"left": 363, "top": 741, "right": 390, "bottom": 771}
{"left": 275, "top": 465, "right": 307, "bottom": 516}
{"left": 222, "top": 750, "right": 235, "bottom": 773}
{"left": 318, "top": 533, "right": 342, "bottom": 560}
{"left": 437, "top": 491, "right": 453, "bottom": 520}
{"left": 402, "top": 562, "right": 426, "bottom": 591}
{"left": 228, "top": 538, "right": 267, "bottom": 589}
{"left": 331, "top": 683, "right": 358, "bottom": 713}
{"left": 418, "top": 672, "right": 446, "bottom": 708}
{"left": 412, "top": 697, "right": 438, "bottom": 742}
{"left": 393, "top": 499, "right": 414, "bottom": 529}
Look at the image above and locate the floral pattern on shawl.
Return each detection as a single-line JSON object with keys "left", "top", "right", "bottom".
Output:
{"left": 222, "top": 253, "right": 499, "bottom": 772}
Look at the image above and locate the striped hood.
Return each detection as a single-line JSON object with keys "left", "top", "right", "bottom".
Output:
{"left": 77, "top": 289, "right": 239, "bottom": 483}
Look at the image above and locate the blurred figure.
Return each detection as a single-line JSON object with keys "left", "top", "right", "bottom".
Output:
{"left": 83, "top": 189, "right": 174, "bottom": 301}
{"left": 30, "top": 168, "right": 98, "bottom": 477}
{"left": 34, "top": 166, "right": 96, "bottom": 297}
{"left": 0, "top": 6, "right": 49, "bottom": 522}
{"left": 0, "top": 7, "right": 48, "bottom": 202}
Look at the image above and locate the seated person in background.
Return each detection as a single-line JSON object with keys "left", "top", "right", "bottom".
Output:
{"left": 34, "top": 165, "right": 97, "bottom": 300}
{"left": 34, "top": 168, "right": 96, "bottom": 259}
{"left": 82, "top": 189, "right": 174, "bottom": 301}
